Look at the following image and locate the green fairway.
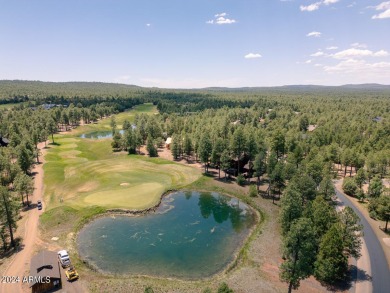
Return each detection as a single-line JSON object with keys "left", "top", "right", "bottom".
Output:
{"left": 0, "top": 103, "right": 22, "bottom": 109}
{"left": 43, "top": 104, "right": 201, "bottom": 211}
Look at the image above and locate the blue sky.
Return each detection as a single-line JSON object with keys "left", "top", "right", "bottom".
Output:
{"left": 0, "top": 0, "right": 389, "bottom": 88}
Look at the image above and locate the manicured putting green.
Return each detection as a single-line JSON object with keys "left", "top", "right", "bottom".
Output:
{"left": 84, "top": 182, "right": 165, "bottom": 209}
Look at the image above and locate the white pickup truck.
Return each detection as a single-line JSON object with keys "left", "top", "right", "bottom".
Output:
{"left": 58, "top": 250, "right": 71, "bottom": 268}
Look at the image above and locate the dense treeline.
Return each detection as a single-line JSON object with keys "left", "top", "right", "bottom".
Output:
{"left": 0, "top": 80, "right": 141, "bottom": 99}
{"left": 112, "top": 89, "right": 389, "bottom": 290}
{"left": 0, "top": 95, "right": 29, "bottom": 105}
{"left": 1, "top": 81, "right": 389, "bottom": 290}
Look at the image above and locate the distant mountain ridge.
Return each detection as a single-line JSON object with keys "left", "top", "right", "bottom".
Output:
{"left": 200, "top": 84, "right": 390, "bottom": 92}
{"left": 1, "top": 80, "right": 390, "bottom": 93}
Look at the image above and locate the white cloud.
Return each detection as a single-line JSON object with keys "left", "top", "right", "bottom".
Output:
{"left": 372, "top": 9, "right": 390, "bottom": 19}
{"left": 332, "top": 48, "right": 389, "bottom": 59}
{"left": 323, "top": 0, "right": 339, "bottom": 5}
{"left": 207, "top": 13, "right": 237, "bottom": 25}
{"left": 300, "top": 2, "right": 321, "bottom": 11}
{"left": 372, "top": 1, "right": 390, "bottom": 19}
{"left": 375, "top": 1, "right": 390, "bottom": 10}
{"left": 216, "top": 17, "right": 236, "bottom": 25}
{"left": 300, "top": 0, "right": 339, "bottom": 12}
{"left": 373, "top": 50, "right": 390, "bottom": 57}
{"left": 305, "top": 59, "right": 313, "bottom": 64}
{"left": 324, "top": 59, "right": 390, "bottom": 74}
{"left": 245, "top": 53, "right": 262, "bottom": 59}
{"left": 351, "top": 42, "right": 367, "bottom": 48}
{"left": 326, "top": 46, "right": 338, "bottom": 50}
{"left": 311, "top": 51, "right": 325, "bottom": 57}
{"left": 307, "top": 31, "right": 322, "bottom": 37}
{"left": 146, "top": 23, "right": 151, "bottom": 27}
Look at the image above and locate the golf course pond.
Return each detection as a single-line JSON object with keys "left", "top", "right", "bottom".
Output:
{"left": 80, "top": 129, "right": 125, "bottom": 139}
{"left": 77, "top": 191, "right": 256, "bottom": 279}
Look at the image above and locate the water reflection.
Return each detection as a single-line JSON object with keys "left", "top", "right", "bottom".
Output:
{"left": 77, "top": 191, "right": 255, "bottom": 279}
{"left": 80, "top": 125, "right": 135, "bottom": 139}
{"left": 80, "top": 129, "right": 124, "bottom": 139}
{"left": 197, "top": 193, "right": 251, "bottom": 232}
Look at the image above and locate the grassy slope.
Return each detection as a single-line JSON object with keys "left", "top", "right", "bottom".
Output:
{"left": 0, "top": 103, "right": 20, "bottom": 109}
{"left": 41, "top": 104, "right": 201, "bottom": 232}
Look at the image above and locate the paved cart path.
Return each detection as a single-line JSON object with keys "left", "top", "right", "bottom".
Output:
{"left": 335, "top": 181, "right": 390, "bottom": 293}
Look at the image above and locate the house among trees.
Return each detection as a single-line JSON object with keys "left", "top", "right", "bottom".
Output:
{"left": 29, "top": 250, "right": 62, "bottom": 293}
{"left": 0, "top": 136, "right": 9, "bottom": 147}
{"left": 165, "top": 137, "right": 172, "bottom": 149}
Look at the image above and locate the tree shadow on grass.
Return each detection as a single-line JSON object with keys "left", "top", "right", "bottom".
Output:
{"left": 214, "top": 177, "right": 234, "bottom": 184}
{"left": 203, "top": 172, "right": 215, "bottom": 178}
{"left": 49, "top": 142, "right": 61, "bottom": 146}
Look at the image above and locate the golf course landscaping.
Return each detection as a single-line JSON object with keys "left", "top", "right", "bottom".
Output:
{"left": 38, "top": 103, "right": 265, "bottom": 292}
{"left": 40, "top": 104, "right": 201, "bottom": 243}
{"left": 43, "top": 104, "right": 200, "bottom": 209}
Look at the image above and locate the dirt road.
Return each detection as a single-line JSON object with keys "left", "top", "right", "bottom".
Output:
{"left": 0, "top": 142, "right": 83, "bottom": 293}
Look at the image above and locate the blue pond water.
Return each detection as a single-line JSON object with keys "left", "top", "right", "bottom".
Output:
{"left": 77, "top": 191, "right": 256, "bottom": 279}
{"left": 80, "top": 125, "right": 136, "bottom": 139}
{"left": 80, "top": 129, "right": 124, "bottom": 139}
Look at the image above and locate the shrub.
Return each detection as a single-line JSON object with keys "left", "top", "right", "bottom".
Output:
{"left": 342, "top": 178, "right": 358, "bottom": 196}
{"left": 369, "top": 210, "right": 378, "bottom": 219}
{"left": 356, "top": 189, "right": 366, "bottom": 202}
{"left": 368, "top": 176, "right": 383, "bottom": 198}
{"left": 249, "top": 184, "right": 257, "bottom": 197}
{"left": 144, "top": 287, "right": 154, "bottom": 293}
{"left": 218, "top": 282, "right": 234, "bottom": 293}
{"left": 236, "top": 174, "right": 245, "bottom": 186}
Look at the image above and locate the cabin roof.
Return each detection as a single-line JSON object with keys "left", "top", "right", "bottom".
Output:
{"left": 29, "top": 251, "right": 61, "bottom": 287}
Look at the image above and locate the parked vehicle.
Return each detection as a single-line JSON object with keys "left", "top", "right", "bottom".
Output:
{"left": 58, "top": 250, "right": 71, "bottom": 268}
{"left": 65, "top": 266, "right": 79, "bottom": 281}
{"left": 37, "top": 200, "right": 42, "bottom": 210}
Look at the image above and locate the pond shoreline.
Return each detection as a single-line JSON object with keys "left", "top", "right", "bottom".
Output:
{"left": 75, "top": 189, "right": 261, "bottom": 281}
